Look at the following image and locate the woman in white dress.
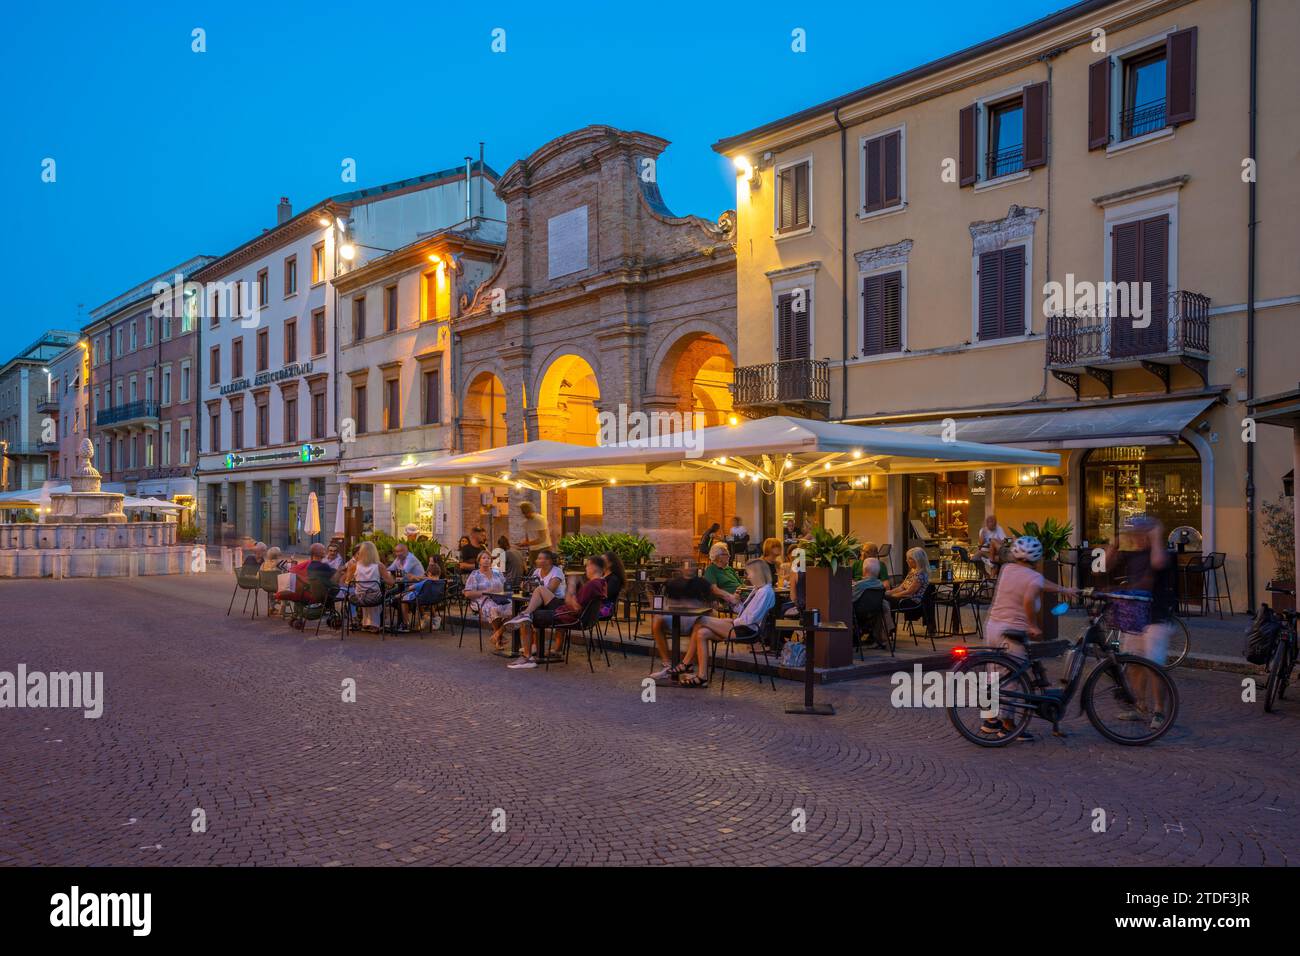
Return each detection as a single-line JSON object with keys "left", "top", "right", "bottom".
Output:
{"left": 464, "top": 550, "right": 511, "bottom": 648}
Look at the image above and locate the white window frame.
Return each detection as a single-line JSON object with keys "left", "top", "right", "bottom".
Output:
{"left": 179, "top": 419, "right": 191, "bottom": 465}
{"left": 857, "top": 124, "right": 907, "bottom": 220}
{"left": 853, "top": 261, "right": 909, "bottom": 363}
{"left": 1106, "top": 26, "right": 1178, "bottom": 155}
{"left": 772, "top": 155, "right": 814, "bottom": 240}
{"left": 969, "top": 236, "right": 1034, "bottom": 346}
{"left": 973, "top": 84, "right": 1034, "bottom": 189}
{"left": 770, "top": 269, "right": 818, "bottom": 362}
{"left": 161, "top": 365, "right": 172, "bottom": 406}
{"left": 161, "top": 423, "right": 171, "bottom": 467}
{"left": 180, "top": 360, "right": 192, "bottom": 402}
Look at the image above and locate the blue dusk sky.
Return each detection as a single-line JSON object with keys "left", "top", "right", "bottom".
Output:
{"left": 2, "top": 0, "right": 1067, "bottom": 348}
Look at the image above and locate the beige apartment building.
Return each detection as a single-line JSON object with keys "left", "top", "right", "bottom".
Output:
{"left": 715, "top": 0, "right": 1298, "bottom": 605}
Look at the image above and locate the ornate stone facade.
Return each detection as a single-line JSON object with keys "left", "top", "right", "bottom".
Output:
{"left": 455, "top": 126, "right": 738, "bottom": 555}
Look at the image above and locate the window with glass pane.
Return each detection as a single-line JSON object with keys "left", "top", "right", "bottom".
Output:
{"left": 986, "top": 100, "right": 1024, "bottom": 178}
{"left": 1121, "top": 48, "right": 1167, "bottom": 140}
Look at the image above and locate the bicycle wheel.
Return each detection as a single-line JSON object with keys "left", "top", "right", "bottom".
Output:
{"left": 1263, "top": 640, "right": 1289, "bottom": 713}
{"left": 1164, "top": 616, "right": 1191, "bottom": 670}
{"left": 1084, "top": 655, "right": 1178, "bottom": 744}
{"left": 947, "top": 652, "right": 1035, "bottom": 748}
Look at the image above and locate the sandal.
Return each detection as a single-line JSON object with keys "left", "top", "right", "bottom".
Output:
{"left": 678, "top": 673, "right": 708, "bottom": 688}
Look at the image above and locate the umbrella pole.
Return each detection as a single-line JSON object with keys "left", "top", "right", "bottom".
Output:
{"left": 774, "top": 479, "right": 784, "bottom": 540}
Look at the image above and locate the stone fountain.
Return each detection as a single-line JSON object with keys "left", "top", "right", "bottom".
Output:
{"left": 47, "top": 437, "right": 127, "bottom": 524}
{"left": 0, "top": 437, "right": 196, "bottom": 578}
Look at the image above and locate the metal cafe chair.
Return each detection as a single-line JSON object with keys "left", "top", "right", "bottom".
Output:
{"left": 708, "top": 612, "right": 776, "bottom": 692}
{"left": 258, "top": 570, "right": 281, "bottom": 617}
{"left": 545, "top": 599, "right": 608, "bottom": 673}
{"left": 893, "top": 582, "right": 939, "bottom": 651}
{"left": 228, "top": 565, "right": 263, "bottom": 618}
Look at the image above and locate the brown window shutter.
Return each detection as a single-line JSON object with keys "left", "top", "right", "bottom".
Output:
{"left": 778, "top": 167, "right": 794, "bottom": 230}
{"left": 1140, "top": 215, "right": 1170, "bottom": 322}
{"left": 864, "top": 137, "right": 883, "bottom": 213}
{"left": 999, "top": 246, "right": 1026, "bottom": 337}
{"left": 1166, "top": 27, "right": 1197, "bottom": 125}
{"left": 777, "top": 292, "right": 810, "bottom": 361}
{"left": 977, "top": 251, "right": 1002, "bottom": 338}
{"left": 794, "top": 163, "right": 809, "bottom": 227}
{"left": 883, "top": 132, "right": 901, "bottom": 206}
{"left": 862, "top": 276, "right": 881, "bottom": 355}
{"left": 880, "top": 271, "right": 902, "bottom": 351}
{"left": 1087, "top": 57, "right": 1111, "bottom": 150}
{"left": 1023, "top": 82, "right": 1048, "bottom": 168}
{"left": 958, "top": 104, "right": 977, "bottom": 186}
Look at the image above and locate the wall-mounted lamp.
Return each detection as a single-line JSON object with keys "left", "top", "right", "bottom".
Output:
{"left": 733, "top": 156, "right": 761, "bottom": 189}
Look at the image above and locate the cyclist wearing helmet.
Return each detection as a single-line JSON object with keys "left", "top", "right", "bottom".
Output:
{"left": 981, "top": 534, "right": 1077, "bottom": 738}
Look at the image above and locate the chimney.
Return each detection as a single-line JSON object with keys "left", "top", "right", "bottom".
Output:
{"left": 276, "top": 197, "right": 292, "bottom": 225}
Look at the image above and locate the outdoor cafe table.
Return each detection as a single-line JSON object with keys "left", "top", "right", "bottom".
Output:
{"left": 775, "top": 619, "right": 848, "bottom": 716}
{"left": 644, "top": 602, "right": 713, "bottom": 676}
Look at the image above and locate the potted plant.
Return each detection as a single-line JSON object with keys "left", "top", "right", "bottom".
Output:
{"left": 800, "top": 527, "right": 860, "bottom": 668}
{"left": 1262, "top": 494, "right": 1295, "bottom": 612}
{"left": 1009, "top": 518, "right": 1074, "bottom": 640}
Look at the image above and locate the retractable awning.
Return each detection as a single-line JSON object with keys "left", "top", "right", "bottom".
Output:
{"left": 869, "top": 396, "right": 1218, "bottom": 449}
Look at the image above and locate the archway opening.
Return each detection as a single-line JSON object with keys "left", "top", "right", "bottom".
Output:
{"left": 537, "top": 354, "right": 602, "bottom": 532}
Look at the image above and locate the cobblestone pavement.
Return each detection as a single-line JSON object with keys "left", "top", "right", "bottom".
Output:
{"left": 0, "top": 574, "right": 1296, "bottom": 866}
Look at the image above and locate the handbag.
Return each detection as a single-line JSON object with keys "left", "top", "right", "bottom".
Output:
{"left": 778, "top": 639, "right": 806, "bottom": 668}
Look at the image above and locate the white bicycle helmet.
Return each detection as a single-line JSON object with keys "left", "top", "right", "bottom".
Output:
{"left": 1010, "top": 535, "right": 1043, "bottom": 562}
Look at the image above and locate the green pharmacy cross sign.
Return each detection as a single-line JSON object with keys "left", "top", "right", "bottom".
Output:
{"left": 300, "top": 444, "right": 325, "bottom": 462}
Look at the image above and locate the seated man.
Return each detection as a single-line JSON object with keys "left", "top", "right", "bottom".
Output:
{"left": 275, "top": 543, "right": 337, "bottom": 606}
{"left": 509, "top": 555, "right": 606, "bottom": 669}
{"left": 648, "top": 575, "right": 715, "bottom": 680}
{"left": 387, "top": 542, "right": 426, "bottom": 631}
{"left": 702, "top": 543, "right": 744, "bottom": 608}
{"left": 853, "top": 557, "right": 892, "bottom": 649}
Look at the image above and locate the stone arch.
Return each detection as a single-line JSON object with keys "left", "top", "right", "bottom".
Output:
{"left": 532, "top": 351, "right": 602, "bottom": 445}
{"left": 649, "top": 325, "right": 736, "bottom": 427}
{"left": 463, "top": 370, "right": 508, "bottom": 452}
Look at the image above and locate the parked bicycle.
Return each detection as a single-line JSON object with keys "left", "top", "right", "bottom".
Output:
{"left": 948, "top": 589, "right": 1179, "bottom": 747}
{"left": 1261, "top": 585, "right": 1297, "bottom": 714}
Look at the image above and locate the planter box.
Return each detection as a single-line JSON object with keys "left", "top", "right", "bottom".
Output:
{"left": 802, "top": 565, "right": 853, "bottom": 668}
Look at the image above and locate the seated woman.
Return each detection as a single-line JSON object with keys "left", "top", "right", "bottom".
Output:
{"left": 504, "top": 549, "right": 566, "bottom": 628}
{"left": 510, "top": 555, "right": 607, "bottom": 669}
{"left": 886, "top": 547, "right": 931, "bottom": 610}
{"left": 464, "top": 550, "right": 511, "bottom": 648}
{"left": 675, "top": 560, "right": 776, "bottom": 687}
{"left": 601, "top": 550, "right": 627, "bottom": 619}
{"left": 702, "top": 543, "right": 743, "bottom": 608}
{"left": 648, "top": 575, "right": 715, "bottom": 680}
{"left": 340, "top": 540, "right": 394, "bottom": 633}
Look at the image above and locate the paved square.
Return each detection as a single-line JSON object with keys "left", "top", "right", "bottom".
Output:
{"left": 0, "top": 574, "right": 1296, "bottom": 866}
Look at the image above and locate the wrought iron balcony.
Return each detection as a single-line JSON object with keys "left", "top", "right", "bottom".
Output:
{"left": 35, "top": 398, "right": 58, "bottom": 414}
{"left": 96, "top": 399, "right": 160, "bottom": 427}
{"left": 731, "top": 358, "right": 830, "bottom": 412}
{"left": 0, "top": 443, "right": 48, "bottom": 456}
{"left": 1120, "top": 98, "right": 1167, "bottom": 140}
{"left": 1046, "top": 290, "right": 1210, "bottom": 398}
{"left": 986, "top": 144, "right": 1024, "bottom": 179}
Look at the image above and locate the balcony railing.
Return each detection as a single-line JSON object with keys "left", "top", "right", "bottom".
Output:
{"left": 35, "top": 398, "right": 58, "bottom": 413}
{"left": 1046, "top": 290, "right": 1210, "bottom": 396}
{"left": 0, "top": 443, "right": 48, "bottom": 456}
{"left": 96, "top": 400, "right": 159, "bottom": 427}
{"left": 732, "top": 358, "right": 830, "bottom": 410}
{"left": 986, "top": 144, "right": 1024, "bottom": 179}
{"left": 1120, "top": 98, "right": 1167, "bottom": 140}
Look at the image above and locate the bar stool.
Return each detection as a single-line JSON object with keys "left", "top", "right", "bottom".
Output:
{"left": 1206, "top": 552, "right": 1233, "bottom": 617}
{"left": 1177, "top": 555, "right": 1210, "bottom": 617}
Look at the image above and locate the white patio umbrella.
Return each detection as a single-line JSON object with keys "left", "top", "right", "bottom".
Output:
{"left": 303, "top": 491, "right": 322, "bottom": 538}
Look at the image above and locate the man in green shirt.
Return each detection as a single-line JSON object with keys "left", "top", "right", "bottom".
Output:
{"left": 702, "top": 543, "right": 743, "bottom": 606}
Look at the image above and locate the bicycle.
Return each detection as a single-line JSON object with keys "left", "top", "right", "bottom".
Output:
{"left": 1263, "top": 584, "right": 1298, "bottom": 714}
{"left": 947, "top": 589, "right": 1179, "bottom": 747}
{"left": 1103, "top": 613, "right": 1190, "bottom": 669}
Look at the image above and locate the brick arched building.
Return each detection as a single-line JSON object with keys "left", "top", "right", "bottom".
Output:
{"left": 454, "top": 126, "right": 737, "bottom": 556}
